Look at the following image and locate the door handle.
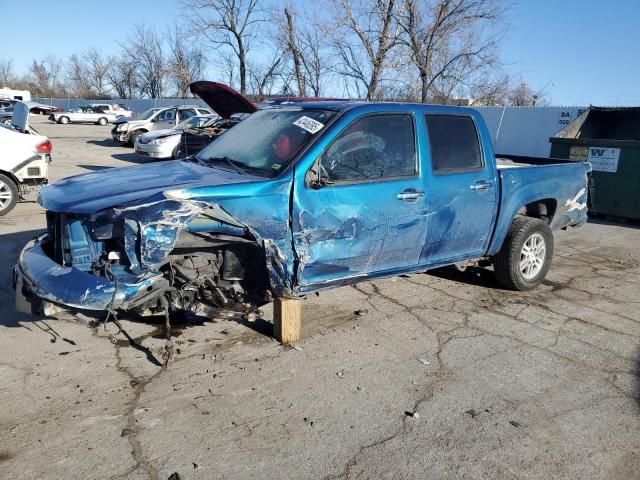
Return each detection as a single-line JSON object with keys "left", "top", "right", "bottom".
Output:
{"left": 397, "top": 189, "right": 425, "bottom": 201}
{"left": 470, "top": 180, "right": 492, "bottom": 192}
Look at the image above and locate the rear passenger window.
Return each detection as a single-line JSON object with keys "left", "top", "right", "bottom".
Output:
{"left": 320, "top": 114, "right": 416, "bottom": 183}
{"left": 425, "top": 115, "right": 482, "bottom": 172}
{"left": 181, "top": 109, "right": 197, "bottom": 120}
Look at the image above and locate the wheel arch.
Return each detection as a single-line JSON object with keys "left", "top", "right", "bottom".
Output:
{"left": 0, "top": 169, "right": 21, "bottom": 188}
{"left": 488, "top": 196, "right": 560, "bottom": 256}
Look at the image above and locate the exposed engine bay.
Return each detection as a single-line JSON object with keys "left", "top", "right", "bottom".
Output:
{"left": 39, "top": 200, "right": 272, "bottom": 323}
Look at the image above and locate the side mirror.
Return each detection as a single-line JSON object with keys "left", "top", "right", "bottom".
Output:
{"left": 309, "top": 178, "right": 334, "bottom": 189}
{"left": 306, "top": 162, "right": 333, "bottom": 189}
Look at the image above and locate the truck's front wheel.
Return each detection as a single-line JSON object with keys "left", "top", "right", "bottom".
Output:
{"left": 0, "top": 174, "right": 18, "bottom": 216}
{"left": 493, "top": 216, "right": 554, "bottom": 290}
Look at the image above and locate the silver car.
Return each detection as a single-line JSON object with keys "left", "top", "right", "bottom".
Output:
{"left": 112, "top": 105, "right": 212, "bottom": 146}
{"left": 134, "top": 114, "right": 219, "bottom": 160}
{"left": 50, "top": 106, "right": 117, "bottom": 125}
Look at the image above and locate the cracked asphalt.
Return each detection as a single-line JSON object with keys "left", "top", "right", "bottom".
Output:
{"left": 1, "top": 118, "right": 639, "bottom": 479}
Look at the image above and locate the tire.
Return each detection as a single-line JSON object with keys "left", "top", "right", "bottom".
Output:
{"left": 97, "top": 117, "right": 108, "bottom": 126}
{"left": 493, "top": 216, "right": 554, "bottom": 290}
{"left": 171, "top": 145, "right": 183, "bottom": 159}
{"left": 0, "top": 117, "right": 10, "bottom": 126}
{"left": 0, "top": 174, "right": 19, "bottom": 216}
{"left": 59, "top": 116, "right": 70, "bottom": 124}
{"left": 128, "top": 130, "right": 141, "bottom": 147}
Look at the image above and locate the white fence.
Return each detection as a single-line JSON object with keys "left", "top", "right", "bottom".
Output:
{"left": 34, "top": 98, "right": 587, "bottom": 158}
{"left": 475, "top": 106, "right": 587, "bottom": 158}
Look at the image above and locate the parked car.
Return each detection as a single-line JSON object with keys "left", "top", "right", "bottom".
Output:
{"left": 30, "top": 103, "right": 63, "bottom": 115}
{"left": 175, "top": 113, "right": 250, "bottom": 159}
{"left": 14, "top": 99, "right": 590, "bottom": 323}
{"left": 134, "top": 114, "right": 219, "bottom": 160}
{"left": 0, "top": 102, "right": 52, "bottom": 215}
{"left": 49, "top": 104, "right": 129, "bottom": 125}
{"left": 90, "top": 103, "right": 133, "bottom": 118}
{"left": 111, "top": 105, "right": 214, "bottom": 146}
{"left": 0, "top": 107, "right": 14, "bottom": 125}
{"left": 2, "top": 102, "right": 63, "bottom": 124}
{"left": 0, "top": 99, "right": 16, "bottom": 109}
{"left": 172, "top": 81, "right": 277, "bottom": 159}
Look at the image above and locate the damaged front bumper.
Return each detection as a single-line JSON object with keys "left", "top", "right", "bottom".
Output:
{"left": 111, "top": 129, "right": 130, "bottom": 144}
{"left": 14, "top": 234, "right": 164, "bottom": 314}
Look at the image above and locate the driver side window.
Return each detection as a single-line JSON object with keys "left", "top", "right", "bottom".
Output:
{"left": 320, "top": 114, "right": 416, "bottom": 183}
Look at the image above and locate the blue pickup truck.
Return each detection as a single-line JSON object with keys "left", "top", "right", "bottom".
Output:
{"left": 14, "top": 97, "right": 590, "bottom": 321}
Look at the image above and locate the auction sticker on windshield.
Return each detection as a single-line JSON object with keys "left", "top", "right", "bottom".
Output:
{"left": 294, "top": 116, "right": 324, "bottom": 134}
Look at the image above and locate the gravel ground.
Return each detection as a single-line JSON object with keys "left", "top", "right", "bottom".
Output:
{"left": 1, "top": 117, "right": 638, "bottom": 479}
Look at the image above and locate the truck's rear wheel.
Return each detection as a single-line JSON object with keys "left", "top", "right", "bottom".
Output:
{"left": 59, "top": 116, "right": 70, "bottom": 124}
{"left": 0, "top": 174, "right": 18, "bottom": 216}
{"left": 97, "top": 117, "right": 108, "bottom": 126}
{"left": 493, "top": 216, "right": 553, "bottom": 290}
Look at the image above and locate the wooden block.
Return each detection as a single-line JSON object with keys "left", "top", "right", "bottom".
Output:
{"left": 273, "top": 297, "right": 302, "bottom": 344}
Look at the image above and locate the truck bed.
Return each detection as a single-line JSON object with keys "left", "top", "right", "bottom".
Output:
{"left": 496, "top": 153, "right": 581, "bottom": 168}
{"left": 486, "top": 154, "right": 591, "bottom": 256}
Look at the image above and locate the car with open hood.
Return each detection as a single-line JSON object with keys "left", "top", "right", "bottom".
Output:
{"left": 111, "top": 105, "right": 215, "bottom": 146}
{"left": 134, "top": 113, "right": 219, "bottom": 160}
{"left": 0, "top": 101, "right": 52, "bottom": 215}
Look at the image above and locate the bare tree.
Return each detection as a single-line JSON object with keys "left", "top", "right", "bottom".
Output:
{"left": 66, "top": 54, "right": 94, "bottom": 98}
{"left": 82, "top": 48, "right": 113, "bottom": 98}
{"left": 29, "top": 55, "right": 64, "bottom": 97}
{"left": 167, "top": 25, "right": 207, "bottom": 98}
{"left": 248, "top": 52, "right": 284, "bottom": 100}
{"left": 398, "top": 0, "right": 504, "bottom": 103}
{"left": 508, "top": 80, "right": 549, "bottom": 106}
{"left": 122, "top": 25, "right": 166, "bottom": 98}
{"left": 272, "top": 5, "right": 330, "bottom": 97}
{"left": 107, "top": 55, "right": 138, "bottom": 98}
{"left": 274, "top": 6, "right": 306, "bottom": 96}
{"left": 182, "top": 0, "right": 263, "bottom": 94}
{"left": 328, "top": 0, "right": 404, "bottom": 100}
{"left": 468, "top": 72, "right": 510, "bottom": 105}
{"left": 0, "top": 58, "right": 15, "bottom": 86}
{"left": 298, "top": 27, "right": 327, "bottom": 97}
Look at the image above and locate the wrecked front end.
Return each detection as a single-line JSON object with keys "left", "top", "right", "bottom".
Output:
{"left": 15, "top": 197, "right": 283, "bottom": 322}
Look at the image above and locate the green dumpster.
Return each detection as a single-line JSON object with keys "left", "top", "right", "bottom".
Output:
{"left": 550, "top": 107, "right": 640, "bottom": 220}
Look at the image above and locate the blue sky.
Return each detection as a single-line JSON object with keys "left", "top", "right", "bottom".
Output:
{"left": 2, "top": 0, "right": 639, "bottom": 105}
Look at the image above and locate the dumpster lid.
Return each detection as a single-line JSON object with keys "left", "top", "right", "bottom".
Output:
{"left": 552, "top": 107, "right": 640, "bottom": 142}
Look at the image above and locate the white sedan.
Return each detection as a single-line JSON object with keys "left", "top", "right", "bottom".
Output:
{"left": 134, "top": 114, "right": 219, "bottom": 159}
{"left": 49, "top": 105, "right": 125, "bottom": 125}
{"left": 0, "top": 102, "right": 52, "bottom": 215}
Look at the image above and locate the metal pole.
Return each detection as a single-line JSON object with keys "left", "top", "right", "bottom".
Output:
{"left": 495, "top": 105, "right": 507, "bottom": 143}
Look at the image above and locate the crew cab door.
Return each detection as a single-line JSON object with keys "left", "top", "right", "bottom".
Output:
{"left": 420, "top": 113, "right": 497, "bottom": 264}
{"left": 292, "top": 112, "right": 428, "bottom": 289}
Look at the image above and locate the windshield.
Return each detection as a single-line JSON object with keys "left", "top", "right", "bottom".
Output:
{"left": 195, "top": 108, "right": 336, "bottom": 177}
{"left": 175, "top": 116, "right": 216, "bottom": 130}
{"left": 139, "top": 108, "right": 161, "bottom": 120}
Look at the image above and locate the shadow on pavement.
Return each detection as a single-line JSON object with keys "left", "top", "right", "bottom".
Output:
{"left": 77, "top": 164, "right": 113, "bottom": 171}
{"left": 426, "top": 266, "right": 504, "bottom": 289}
{"left": 86, "top": 139, "right": 118, "bottom": 147}
{"left": 587, "top": 216, "right": 640, "bottom": 230}
{"left": 110, "top": 153, "right": 156, "bottom": 164}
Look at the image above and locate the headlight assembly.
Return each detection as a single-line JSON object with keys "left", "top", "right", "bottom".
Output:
{"left": 150, "top": 138, "right": 168, "bottom": 145}
{"left": 117, "top": 123, "right": 129, "bottom": 132}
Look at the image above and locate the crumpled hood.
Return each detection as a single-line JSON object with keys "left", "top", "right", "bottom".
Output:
{"left": 38, "top": 160, "right": 263, "bottom": 214}
{"left": 139, "top": 129, "right": 180, "bottom": 142}
{"left": 117, "top": 118, "right": 147, "bottom": 128}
